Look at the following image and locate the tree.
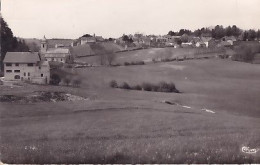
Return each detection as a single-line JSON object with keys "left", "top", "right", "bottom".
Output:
{"left": 167, "top": 31, "right": 176, "bottom": 36}
{"left": 106, "top": 50, "right": 116, "bottom": 66}
{"left": 122, "top": 35, "right": 130, "bottom": 42}
{"left": 50, "top": 74, "right": 61, "bottom": 85}
{"left": 248, "top": 29, "right": 256, "bottom": 41}
{"left": 225, "top": 26, "right": 232, "bottom": 36}
{"left": 82, "top": 34, "right": 92, "bottom": 37}
{"left": 63, "top": 76, "right": 71, "bottom": 86}
{"left": 257, "top": 30, "right": 260, "bottom": 40}
{"left": 1, "top": 16, "right": 29, "bottom": 71}
{"left": 72, "top": 77, "right": 82, "bottom": 87}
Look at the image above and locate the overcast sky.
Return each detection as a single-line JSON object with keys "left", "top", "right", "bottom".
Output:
{"left": 1, "top": 0, "right": 260, "bottom": 39}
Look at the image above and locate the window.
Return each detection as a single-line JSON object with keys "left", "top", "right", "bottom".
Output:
{"left": 41, "top": 74, "right": 43, "bottom": 77}
{"left": 24, "top": 72, "right": 26, "bottom": 76}
{"left": 6, "top": 70, "right": 12, "bottom": 73}
{"left": 14, "top": 75, "right": 20, "bottom": 79}
{"left": 61, "top": 58, "right": 63, "bottom": 61}
{"left": 14, "top": 70, "right": 20, "bottom": 73}
{"left": 39, "top": 66, "right": 41, "bottom": 69}
{"left": 27, "top": 63, "right": 33, "bottom": 67}
{"left": 28, "top": 72, "right": 30, "bottom": 76}
{"left": 15, "top": 63, "right": 19, "bottom": 66}
{"left": 6, "top": 63, "right": 12, "bottom": 67}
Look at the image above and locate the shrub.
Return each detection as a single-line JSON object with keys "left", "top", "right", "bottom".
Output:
{"left": 72, "top": 78, "right": 82, "bottom": 87}
{"left": 63, "top": 76, "right": 71, "bottom": 86}
{"left": 124, "top": 62, "right": 130, "bottom": 66}
{"left": 120, "top": 82, "right": 131, "bottom": 90}
{"left": 142, "top": 82, "right": 153, "bottom": 91}
{"left": 132, "top": 85, "right": 142, "bottom": 90}
{"left": 109, "top": 80, "right": 118, "bottom": 88}
{"left": 50, "top": 74, "right": 61, "bottom": 85}
{"left": 158, "top": 81, "right": 177, "bottom": 92}
{"left": 135, "top": 61, "right": 145, "bottom": 65}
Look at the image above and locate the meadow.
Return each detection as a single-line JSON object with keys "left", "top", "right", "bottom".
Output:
{"left": 0, "top": 54, "right": 260, "bottom": 163}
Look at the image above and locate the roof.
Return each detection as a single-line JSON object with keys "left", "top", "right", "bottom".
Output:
{"left": 45, "top": 48, "right": 70, "bottom": 54}
{"left": 46, "top": 39, "right": 73, "bottom": 48}
{"left": 201, "top": 37, "right": 213, "bottom": 42}
{"left": 3, "top": 52, "right": 40, "bottom": 63}
{"left": 81, "top": 37, "right": 96, "bottom": 42}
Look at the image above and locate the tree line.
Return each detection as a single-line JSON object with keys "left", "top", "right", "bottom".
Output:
{"left": 1, "top": 17, "right": 29, "bottom": 71}
{"left": 168, "top": 25, "right": 260, "bottom": 41}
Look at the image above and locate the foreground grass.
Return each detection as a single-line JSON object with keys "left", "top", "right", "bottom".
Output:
{"left": 1, "top": 105, "right": 259, "bottom": 163}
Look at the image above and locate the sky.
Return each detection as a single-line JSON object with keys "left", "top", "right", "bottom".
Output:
{"left": 1, "top": 0, "right": 260, "bottom": 39}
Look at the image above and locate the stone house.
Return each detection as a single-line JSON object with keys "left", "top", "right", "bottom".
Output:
{"left": 41, "top": 36, "right": 73, "bottom": 63}
{"left": 3, "top": 52, "right": 50, "bottom": 84}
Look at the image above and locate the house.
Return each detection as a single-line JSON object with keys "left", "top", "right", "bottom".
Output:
{"left": 44, "top": 48, "right": 72, "bottom": 63}
{"left": 181, "top": 42, "right": 193, "bottom": 48}
{"left": 195, "top": 41, "right": 207, "bottom": 48}
{"left": 46, "top": 39, "right": 74, "bottom": 48}
{"left": 217, "top": 41, "right": 232, "bottom": 48}
{"left": 222, "top": 36, "right": 237, "bottom": 45}
{"left": 41, "top": 36, "right": 73, "bottom": 63}
{"left": 201, "top": 37, "right": 214, "bottom": 48}
{"left": 80, "top": 36, "right": 97, "bottom": 44}
{"left": 3, "top": 52, "right": 50, "bottom": 84}
{"left": 95, "top": 36, "right": 104, "bottom": 42}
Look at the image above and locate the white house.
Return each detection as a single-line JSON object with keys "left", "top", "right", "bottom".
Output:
{"left": 3, "top": 52, "right": 50, "bottom": 84}
{"left": 44, "top": 48, "right": 72, "bottom": 63}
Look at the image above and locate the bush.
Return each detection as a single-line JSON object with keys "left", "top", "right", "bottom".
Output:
{"left": 142, "top": 82, "right": 153, "bottom": 91}
{"left": 109, "top": 80, "right": 118, "bottom": 88}
{"left": 132, "top": 85, "right": 142, "bottom": 90}
{"left": 72, "top": 78, "right": 82, "bottom": 87}
{"left": 50, "top": 74, "right": 61, "bottom": 85}
{"left": 124, "top": 62, "right": 130, "bottom": 66}
{"left": 63, "top": 76, "right": 71, "bottom": 86}
{"left": 120, "top": 82, "right": 131, "bottom": 90}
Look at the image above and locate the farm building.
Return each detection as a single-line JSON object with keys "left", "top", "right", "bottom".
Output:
{"left": 40, "top": 36, "right": 73, "bottom": 63}
{"left": 3, "top": 52, "right": 50, "bottom": 84}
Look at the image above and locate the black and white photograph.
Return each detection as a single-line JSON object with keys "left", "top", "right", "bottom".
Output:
{"left": 0, "top": 0, "right": 260, "bottom": 163}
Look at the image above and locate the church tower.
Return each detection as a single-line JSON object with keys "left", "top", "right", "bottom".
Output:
{"left": 40, "top": 35, "right": 48, "bottom": 53}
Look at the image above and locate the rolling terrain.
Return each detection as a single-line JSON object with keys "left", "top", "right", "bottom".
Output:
{"left": 0, "top": 55, "right": 259, "bottom": 163}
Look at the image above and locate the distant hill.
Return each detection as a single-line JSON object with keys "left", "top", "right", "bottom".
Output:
{"left": 18, "top": 38, "right": 41, "bottom": 52}
{"left": 71, "top": 42, "right": 124, "bottom": 58}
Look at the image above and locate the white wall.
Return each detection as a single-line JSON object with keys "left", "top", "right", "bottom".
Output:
{"left": 4, "top": 62, "right": 50, "bottom": 84}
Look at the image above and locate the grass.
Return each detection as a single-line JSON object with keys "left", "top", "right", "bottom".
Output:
{"left": 0, "top": 58, "right": 260, "bottom": 163}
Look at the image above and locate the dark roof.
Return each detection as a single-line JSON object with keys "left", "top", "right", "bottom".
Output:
{"left": 3, "top": 52, "right": 40, "bottom": 63}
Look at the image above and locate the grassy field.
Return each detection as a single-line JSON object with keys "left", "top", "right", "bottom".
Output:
{"left": 77, "top": 47, "right": 227, "bottom": 65}
{"left": 0, "top": 58, "right": 260, "bottom": 163}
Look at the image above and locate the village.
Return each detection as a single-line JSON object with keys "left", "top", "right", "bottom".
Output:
{"left": 1, "top": 0, "right": 260, "bottom": 163}
{"left": 1, "top": 29, "right": 260, "bottom": 85}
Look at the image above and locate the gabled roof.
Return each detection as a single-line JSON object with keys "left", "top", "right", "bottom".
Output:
{"left": 81, "top": 37, "right": 96, "bottom": 41}
{"left": 45, "top": 48, "right": 70, "bottom": 54}
{"left": 3, "top": 52, "right": 40, "bottom": 63}
{"left": 201, "top": 37, "right": 213, "bottom": 42}
{"left": 47, "top": 39, "right": 73, "bottom": 48}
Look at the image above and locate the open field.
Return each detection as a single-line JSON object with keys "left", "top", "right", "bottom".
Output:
{"left": 76, "top": 47, "right": 227, "bottom": 65}
{"left": 0, "top": 58, "right": 260, "bottom": 163}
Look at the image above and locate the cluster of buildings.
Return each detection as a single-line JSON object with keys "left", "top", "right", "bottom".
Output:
{"left": 115, "top": 33, "right": 239, "bottom": 49}
{"left": 3, "top": 36, "right": 73, "bottom": 84}
{"left": 2, "top": 33, "right": 260, "bottom": 84}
